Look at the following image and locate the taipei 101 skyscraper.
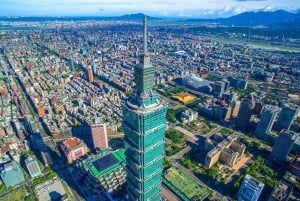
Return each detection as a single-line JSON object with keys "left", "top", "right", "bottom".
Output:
{"left": 122, "top": 16, "right": 168, "bottom": 201}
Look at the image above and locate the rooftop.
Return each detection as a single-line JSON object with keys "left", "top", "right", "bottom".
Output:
{"left": 64, "top": 137, "right": 80, "bottom": 148}
{"left": 270, "top": 180, "right": 292, "bottom": 201}
{"left": 237, "top": 174, "right": 264, "bottom": 201}
{"left": 81, "top": 150, "right": 125, "bottom": 177}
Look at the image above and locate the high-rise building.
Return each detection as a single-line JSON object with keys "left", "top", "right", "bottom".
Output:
{"left": 274, "top": 106, "right": 298, "bottom": 131}
{"left": 214, "top": 81, "right": 225, "bottom": 97}
{"left": 25, "top": 156, "right": 42, "bottom": 178}
{"left": 255, "top": 105, "right": 280, "bottom": 140}
{"left": 71, "top": 59, "right": 75, "bottom": 72}
{"left": 86, "top": 66, "right": 94, "bottom": 83}
{"left": 90, "top": 124, "right": 108, "bottom": 150}
{"left": 237, "top": 174, "right": 264, "bottom": 201}
{"left": 231, "top": 100, "right": 241, "bottom": 118}
{"left": 122, "top": 16, "right": 168, "bottom": 201}
{"left": 270, "top": 130, "right": 299, "bottom": 163}
{"left": 236, "top": 94, "right": 254, "bottom": 130}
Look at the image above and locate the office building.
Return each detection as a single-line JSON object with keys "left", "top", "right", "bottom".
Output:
{"left": 86, "top": 66, "right": 94, "bottom": 83}
{"left": 270, "top": 130, "right": 299, "bottom": 163}
{"left": 274, "top": 106, "right": 298, "bottom": 131}
{"left": 227, "top": 76, "right": 248, "bottom": 90}
{"left": 60, "top": 137, "right": 88, "bottom": 163}
{"left": 237, "top": 174, "right": 264, "bottom": 201}
{"left": 72, "top": 123, "right": 108, "bottom": 152}
{"left": 0, "top": 161, "right": 25, "bottom": 187}
{"left": 90, "top": 124, "right": 108, "bottom": 150}
{"left": 255, "top": 105, "right": 280, "bottom": 140}
{"left": 25, "top": 156, "right": 42, "bottom": 178}
{"left": 236, "top": 94, "right": 254, "bottom": 130}
{"left": 214, "top": 81, "right": 225, "bottom": 97}
{"left": 71, "top": 59, "right": 75, "bottom": 72}
{"left": 122, "top": 17, "right": 168, "bottom": 201}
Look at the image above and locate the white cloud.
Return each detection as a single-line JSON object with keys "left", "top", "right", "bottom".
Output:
{"left": 0, "top": 0, "right": 300, "bottom": 17}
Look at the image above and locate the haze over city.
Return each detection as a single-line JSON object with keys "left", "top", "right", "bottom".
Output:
{"left": 1, "top": 0, "right": 300, "bottom": 18}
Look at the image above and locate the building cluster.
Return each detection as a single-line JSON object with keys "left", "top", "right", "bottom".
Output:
{"left": 3, "top": 16, "right": 299, "bottom": 96}
{"left": 0, "top": 154, "right": 42, "bottom": 188}
{"left": 196, "top": 88, "right": 300, "bottom": 143}
{"left": 2, "top": 38, "right": 124, "bottom": 140}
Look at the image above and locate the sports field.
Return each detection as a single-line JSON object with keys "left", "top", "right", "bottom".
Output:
{"left": 163, "top": 167, "right": 211, "bottom": 200}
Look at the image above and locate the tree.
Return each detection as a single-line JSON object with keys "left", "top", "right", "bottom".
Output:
{"left": 207, "top": 168, "right": 218, "bottom": 179}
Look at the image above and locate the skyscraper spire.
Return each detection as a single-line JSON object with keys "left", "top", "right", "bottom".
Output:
{"left": 123, "top": 17, "right": 168, "bottom": 201}
{"left": 143, "top": 16, "right": 147, "bottom": 54}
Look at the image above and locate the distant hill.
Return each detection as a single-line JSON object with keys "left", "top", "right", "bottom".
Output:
{"left": 0, "top": 13, "right": 159, "bottom": 22}
{"left": 217, "top": 10, "right": 300, "bottom": 27}
{"left": 118, "top": 13, "right": 159, "bottom": 21}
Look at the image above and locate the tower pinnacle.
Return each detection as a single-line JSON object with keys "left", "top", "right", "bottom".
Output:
{"left": 123, "top": 17, "right": 168, "bottom": 200}
{"left": 143, "top": 16, "right": 147, "bottom": 54}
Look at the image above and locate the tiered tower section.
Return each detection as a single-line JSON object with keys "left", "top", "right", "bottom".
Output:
{"left": 122, "top": 16, "right": 168, "bottom": 201}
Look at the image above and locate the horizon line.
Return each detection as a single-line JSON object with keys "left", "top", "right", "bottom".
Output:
{"left": 0, "top": 9, "right": 298, "bottom": 20}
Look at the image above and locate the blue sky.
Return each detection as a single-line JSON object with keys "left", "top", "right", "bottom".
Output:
{"left": 0, "top": 0, "right": 299, "bottom": 18}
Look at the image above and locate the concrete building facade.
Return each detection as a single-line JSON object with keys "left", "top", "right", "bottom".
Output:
{"left": 270, "top": 130, "right": 299, "bottom": 163}
{"left": 255, "top": 105, "right": 280, "bottom": 140}
{"left": 236, "top": 94, "right": 254, "bottom": 130}
{"left": 60, "top": 137, "right": 88, "bottom": 163}
{"left": 205, "top": 134, "right": 246, "bottom": 168}
{"left": 90, "top": 124, "right": 108, "bottom": 150}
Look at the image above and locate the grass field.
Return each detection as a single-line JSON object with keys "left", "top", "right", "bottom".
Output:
{"left": 0, "top": 187, "right": 26, "bottom": 201}
{"left": 164, "top": 167, "right": 211, "bottom": 200}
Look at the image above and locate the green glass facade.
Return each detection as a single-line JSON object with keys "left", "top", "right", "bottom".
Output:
{"left": 122, "top": 16, "right": 168, "bottom": 201}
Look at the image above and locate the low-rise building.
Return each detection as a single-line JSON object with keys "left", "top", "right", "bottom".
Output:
{"left": 180, "top": 109, "right": 198, "bottom": 123}
{"left": 268, "top": 180, "right": 293, "bottom": 201}
{"left": 60, "top": 137, "right": 88, "bottom": 163}
{"left": 25, "top": 156, "right": 42, "bottom": 178}
{"left": 205, "top": 134, "right": 246, "bottom": 168}
{"left": 0, "top": 161, "right": 25, "bottom": 187}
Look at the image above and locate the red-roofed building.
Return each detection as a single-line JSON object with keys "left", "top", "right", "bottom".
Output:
{"left": 60, "top": 137, "right": 88, "bottom": 163}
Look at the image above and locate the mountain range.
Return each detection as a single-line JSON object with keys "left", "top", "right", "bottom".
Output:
{"left": 123, "top": 10, "right": 300, "bottom": 28}
{"left": 196, "top": 10, "right": 300, "bottom": 27}
{"left": 1, "top": 10, "right": 299, "bottom": 28}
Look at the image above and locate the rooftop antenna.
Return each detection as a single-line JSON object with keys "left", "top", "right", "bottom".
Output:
{"left": 143, "top": 16, "right": 147, "bottom": 54}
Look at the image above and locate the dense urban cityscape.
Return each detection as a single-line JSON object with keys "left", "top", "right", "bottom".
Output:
{"left": 0, "top": 2, "right": 300, "bottom": 201}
